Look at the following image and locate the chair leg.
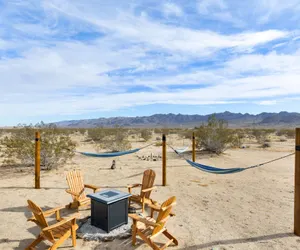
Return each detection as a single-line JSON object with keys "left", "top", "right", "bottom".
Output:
{"left": 25, "top": 235, "right": 43, "bottom": 250}
{"left": 132, "top": 221, "right": 137, "bottom": 246}
{"left": 163, "top": 230, "right": 178, "bottom": 245}
{"left": 50, "top": 231, "right": 71, "bottom": 250}
{"left": 71, "top": 225, "right": 76, "bottom": 247}
{"left": 141, "top": 200, "right": 145, "bottom": 213}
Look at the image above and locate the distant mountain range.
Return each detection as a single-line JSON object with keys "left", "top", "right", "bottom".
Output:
{"left": 53, "top": 111, "right": 300, "bottom": 128}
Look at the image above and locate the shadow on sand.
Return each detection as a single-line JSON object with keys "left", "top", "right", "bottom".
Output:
{"left": 179, "top": 232, "right": 296, "bottom": 249}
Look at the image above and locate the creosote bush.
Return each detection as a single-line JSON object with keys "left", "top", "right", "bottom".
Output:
{"left": 0, "top": 123, "right": 76, "bottom": 170}
{"left": 140, "top": 129, "right": 152, "bottom": 141}
{"left": 195, "top": 115, "right": 235, "bottom": 154}
{"left": 88, "top": 126, "right": 131, "bottom": 152}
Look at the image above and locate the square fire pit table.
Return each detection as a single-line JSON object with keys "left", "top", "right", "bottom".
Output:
{"left": 87, "top": 189, "right": 132, "bottom": 233}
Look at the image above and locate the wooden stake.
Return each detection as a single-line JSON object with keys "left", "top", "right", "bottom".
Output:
{"left": 295, "top": 128, "right": 300, "bottom": 235}
{"left": 35, "top": 131, "right": 41, "bottom": 189}
{"left": 192, "top": 132, "right": 196, "bottom": 162}
{"left": 162, "top": 134, "right": 167, "bottom": 186}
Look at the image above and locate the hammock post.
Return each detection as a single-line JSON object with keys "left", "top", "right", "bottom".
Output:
{"left": 192, "top": 132, "right": 196, "bottom": 162}
{"left": 35, "top": 131, "right": 41, "bottom": 189}
{"left": 295, "top": 128, "right": 300, "bottom": 236}
{"left": 162, "top": 134, "right": 167, "bottom": 186}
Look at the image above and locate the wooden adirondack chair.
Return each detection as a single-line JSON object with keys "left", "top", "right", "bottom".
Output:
{"left": 26, "top": 200, "right": 79, "bottom": 250}
{"left": 129, "top": 196, "right": 178, "bottom": 250}
{"left": 65, "top": 170, "right": 100, "bottom": 209}
{"left": 127, "top": 169, "right": 156, "bottom": 213}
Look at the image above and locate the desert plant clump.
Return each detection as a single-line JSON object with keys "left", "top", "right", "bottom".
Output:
{"left": 0, "top": 122, "right": 76, "bottom": 170}
{"left": 195, "top": 115, "right": 235, "bottom": 154}
{"left": 252, "top": 129, "right": 272, "bottom": 147}
{"left": 92, "top": 126, "right": 132, "bottom": 152}
{"left": 276, "top": 129, "right": 295, "bottom": 138}
{"left": 140, "top": 129, "right": 152, "bottom": 141}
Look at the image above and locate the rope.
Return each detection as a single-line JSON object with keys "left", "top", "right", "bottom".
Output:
{"left": 166, "top": 143, "right": 295, "bottom": 172}
{"left": 245, "top": 152, "right": 295, "bottom": 170}
{"left": 139, "top": 142, "right": 156, "bottom": 150}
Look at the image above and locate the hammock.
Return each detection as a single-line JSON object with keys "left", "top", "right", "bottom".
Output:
{"left": 175, "top": 147, "right": 189, "bottom": 154}
{"left": 186, "top": 159, "right": 245, "bottom": 174}
{"left": 77, "top": 148, "right": 140, "bottom": 158}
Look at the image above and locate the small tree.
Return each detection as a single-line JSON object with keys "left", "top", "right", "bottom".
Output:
{"left": 0, "top": 123, "right": 76, "bottom": 170}
{"left": 195, "top": 115, "right": 234, "bottom": 154}
{"left": 140, "top": 129, "right": 152, "bottom": 141}
{"left": 96, "top": 126, "right": 131, "bottom": 152}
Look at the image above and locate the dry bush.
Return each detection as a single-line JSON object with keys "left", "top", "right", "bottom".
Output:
{"left": 195, "top": 115, "right": 235, "bottom": 154}
{"left": 0, "top": 123, "right": 76, "bottom": 170}
{"left": 251, "top": 129, "right": 273, "bottom": 147}
{"left": 276, "top": 129, "right": 295, "bottom": 138}
{"left": 92, "top": 126, "right": 131, "bottom": 152}
{"left": 140, "top": 129, "right": 152, "bottom": 141}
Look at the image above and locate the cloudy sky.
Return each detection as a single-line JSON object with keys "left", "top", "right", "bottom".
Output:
{"left": 1, "top": 0, "right": 300, "bottom": 126}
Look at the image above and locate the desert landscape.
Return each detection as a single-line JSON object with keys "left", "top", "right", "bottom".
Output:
{"left": 0, "top": 127, "right": 299, "bottom": 250}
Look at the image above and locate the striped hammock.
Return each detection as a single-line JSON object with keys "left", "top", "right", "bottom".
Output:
{"left": 77, "top": 148, "right": 140, "bottom": 158}
{"left": 175, "top": 147, "right": 189, "bottom": 154}
{"left": 186, "top": 159, "right": 245, "bottom": 174}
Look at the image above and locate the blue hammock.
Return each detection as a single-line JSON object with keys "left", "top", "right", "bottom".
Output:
{"left": 77, "top": 148, "right": 140, "bottom": 158}
{"left": 186, "top": 159, "right": 245, "bottom": 174}
{"left": 175, "top": 147, "right": 189, "bottom": 154}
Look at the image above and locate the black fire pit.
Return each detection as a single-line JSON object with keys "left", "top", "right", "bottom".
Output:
{"left": 87, "top": 189, "right": 132, "bottom": 233}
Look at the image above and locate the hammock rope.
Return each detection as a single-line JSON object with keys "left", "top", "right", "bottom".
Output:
{"left": 76, "top": 142, "right": 155, "bottom": 158}
{"left": 167, "top": 143, "right": 295, "bottom": 174}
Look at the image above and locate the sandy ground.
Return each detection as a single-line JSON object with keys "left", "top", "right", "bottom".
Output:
{"left": 0, "top": 133, "right": 299, "bottom": 250}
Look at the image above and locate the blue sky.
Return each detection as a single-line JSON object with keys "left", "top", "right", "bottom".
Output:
{"left": 1, "top": 0, "right": 300, "bottom": 126}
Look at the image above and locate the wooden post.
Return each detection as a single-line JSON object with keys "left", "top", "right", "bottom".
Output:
{"left": 295, "top": 128, "right": 300, "bottom": 235}
{"left": 192, "top": 132, "right": 196, "bottom": 162}
{"left": 35, "top": 131, "right": 41, "bottom": 189}
{"left": 162, "top": 134, "right": 167, "bottom": 186}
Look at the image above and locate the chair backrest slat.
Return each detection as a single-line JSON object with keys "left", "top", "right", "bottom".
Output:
{"left": 140, "top": 169, "right": 156, "bottom": 199}
{"left": 152, "top": 196, "right": 176, "bottom": 236}
{"left": 27, "top": 200, "right": 54, "bottom": 241}
{"left": 66, "top": 170, "right": 86, "bottom": 200}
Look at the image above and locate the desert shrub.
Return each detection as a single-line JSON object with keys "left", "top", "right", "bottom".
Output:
{"left": 276, "top": 129, "right": 295, "bottom": 138}
{"left": 252, "top": 129, "right": 268, "bottom": 144}
{"left": 161, "top": 128, "right": 169, "bottom": 135}
{"left": 230, "top": 129, "right": 247, "bottom": 148}
{"left": 95, "top": 126, "right": 131, "bottom": 152}
{"left": 261, "top": 142, "right": 271, "bottom": 148}
{"left": 140, "top": 129, "right": 152, "bottom": 141}
{"left": 154, "top": 142, "right": 162, "bottom": 147}
{"left": 0, "top": 123, "right": 76, "bottom": 170}
{"left": 195, "top": 115, "right": 235, "bottom": 154}
{"left": 87, "top": 127, "right": 107, "bottom": 142}
{"left": 154, "top": 128, "right": 162, "bottom": 134}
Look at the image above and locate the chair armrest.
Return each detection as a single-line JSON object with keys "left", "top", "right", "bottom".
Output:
{"left": 129, "top": 214, "right": 157, "bottom": 227}
{"left": 43, "top": 206, "right": 65, "bottom": 217}
{"left": 84, "top": 184, "right": 100, "bottom": 192}
{"left": 65, "top": 189, "right": 80, "bottom": 197}
{"left": 127, "top": 184, "right": 141, "bottom": 189}
{"left": 43, "top": 213, "right": 79, "bottom": 232}
{"left": 141, "top": 186, "right": 157, "bottom": 193}
{"left": 127, "top": 184, "right": 141, "bottom": 193}
{"left": 148, "top": 203, "right": 176, "bottom": 217}
{"left": 148, "top": 203, "right": 160, "bottom": 211}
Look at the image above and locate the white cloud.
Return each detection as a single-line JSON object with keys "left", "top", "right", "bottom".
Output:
{"left": 258, "top": 0, "right": 300, "bottom": 24}
{"left": 163, "top": 2, "right": 183, "bottom": 17}
{"left": 0, "top": 0, "right": 299, "bottom": 124}
{"left": 197, "top": 0, "right": 227, "bottom": 14}
{"left": 256, "top": 100, "right": 277, "bottom": 105}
